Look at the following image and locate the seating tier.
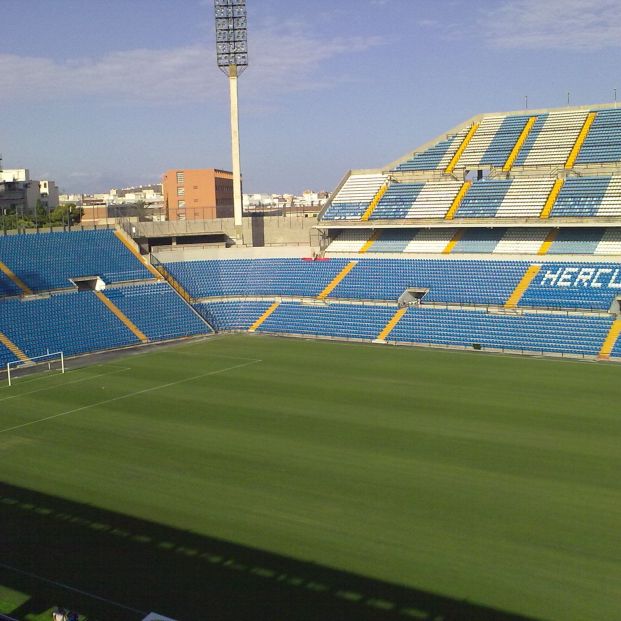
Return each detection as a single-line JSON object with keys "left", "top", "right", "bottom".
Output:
{"left": 0, "top": 230, "right": 152, "bottom": 293}
{"left": 576, "top": 108, "right": 621, "bottom": 164}
{"left": 195, "top": 301, "right": 273, "bottom": 331}
{"left": 257, "top": 302, "right": 396, "bottom": 341}
{"left": 202, "top": 300, "right": 613, "bottom": 358}
{"left": 0, "top": 291, "right": 140, "bottom": 368}
{"left": 326, "top": 228, "right": 621, "bottom": 256}
{"left": 519, "top": 263, "right": 621, "bottom": 310}
{"left": 165, "top": 258, "right": 351, "bottom": 299}
{"left": 321, "top": 174, "right": 386, "bottom": 220}
{"left": 388, "top": 307, "right": 611, "bottom": 356}
{"left": 551, "top": 176, "right": 621, "bottom": 217}
{"left": 393, "top": 129, "right": 469, "bottom": 172}
{"left": 371, "top": 181, "right": 462, "bottom": 219}
{"left": 105, "top": 283, "right": 212, "bottom": 341}
{"left": 458, "top": 114, "right": 533, "bottom": 168}
{"left": 514, "top": 111, "right": 588, "bottom": 167}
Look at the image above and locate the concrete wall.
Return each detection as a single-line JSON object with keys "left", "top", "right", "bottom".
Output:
{"left": 153, "top": 244, "right": 314, "bottom": 262}
{"left": 131, "top": 214, "right": 320, "bottom": 248}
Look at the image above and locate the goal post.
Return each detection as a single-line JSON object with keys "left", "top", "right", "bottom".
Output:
{"left": 6, "top": 351, "right": 65, "bottom": 386}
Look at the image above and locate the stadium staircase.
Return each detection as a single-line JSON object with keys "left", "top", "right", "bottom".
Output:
{"left": 375, "top": 307, "right": 408, "bottom": 342}
{"left": 502, "top": 116, "right": 537, "bottom": 171}
{"left": 317, "top": 261, "right": 358, "bottom": 299}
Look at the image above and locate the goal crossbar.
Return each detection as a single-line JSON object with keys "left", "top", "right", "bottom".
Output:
{"left": 7, "top": 351, "right": 65, "bottom": 386}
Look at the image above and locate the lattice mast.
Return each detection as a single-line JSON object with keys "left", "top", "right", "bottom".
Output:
{"left": 214, "top": 0, "right": 248, "bottom": 234}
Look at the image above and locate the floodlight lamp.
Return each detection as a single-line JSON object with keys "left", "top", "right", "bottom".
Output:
{"left": 214, "top": 0, "right": 248, "bottom": 74}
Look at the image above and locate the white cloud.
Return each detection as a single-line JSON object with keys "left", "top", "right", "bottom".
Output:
{"left": 483, "top": 0, "right": 621, "bottom": 50}
{"left": 0, "top": 23, "right": 383, "bottom": 104}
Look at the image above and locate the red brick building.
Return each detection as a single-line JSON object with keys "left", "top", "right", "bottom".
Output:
{"left": 162, "top": 169, "right": 234, "bottom": 221}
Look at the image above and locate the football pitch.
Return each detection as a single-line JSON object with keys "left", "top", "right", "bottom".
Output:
{"left": 0, "top": 334, "right": 620, "bottom": 621}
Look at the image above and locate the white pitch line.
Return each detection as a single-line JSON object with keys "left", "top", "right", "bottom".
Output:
{"left": 0, "top": 359, "right": 261, "bottom": 435}
{"left": 0, "top": 560, "right": 147, "bottom": 616}
{"left": 0, "top": 367, "right": 131, "bottom": 404}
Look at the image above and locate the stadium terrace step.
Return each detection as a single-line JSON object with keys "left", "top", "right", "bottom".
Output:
{"left": 505, "top": 265, "right": 542, "bottom": 309}
{"left": 375, "top": 307, "right": 408, "bottom": 342}
{"left": 248, "top": 301, "right": 280, "bottom": 332}
{"left": 94, "top": 290, "right": 149, "bottom": 344}
{"left": 0, "top": 259, "right": 32, "bottom": 295}
{"left": 0, "top": 331, "right": 30, "bottom": 364}
{"left": 317, "top": 261, "right": 358, "bottom": 299}
{"left": 444, "top": 180, "right": 471, "bottom": 220}
{"left": 599, "top": 318, "right": 621, "bottom": 358}
{"left": 445, "top": 123, "right": 479, "bottom": 173}
{"left": 565, "top": 112, "right": 597, "bottom": 169}
{"left": 503, "top": 116, "right": 537, "bottom": 172}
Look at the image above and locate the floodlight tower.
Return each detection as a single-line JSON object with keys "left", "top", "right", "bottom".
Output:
{"left": 214, "top": 0, "right": 248, "bottom": 235}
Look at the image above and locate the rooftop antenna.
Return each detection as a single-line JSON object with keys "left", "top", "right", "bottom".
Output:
{"left": 614, "top": 88, "right": 617, "bottom": 108}
{"left": 567, "top": 91, "right": 571, "bottom": 106}
{"left": 524, "top": 95, "right": 528, "bottom": 110}
{"left": 214, "top": 0, "right": 248, "bottom": 238}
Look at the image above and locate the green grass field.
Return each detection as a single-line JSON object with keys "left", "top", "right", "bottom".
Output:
{"left": 0, "top": 334, "right": 620, "bottom": 621}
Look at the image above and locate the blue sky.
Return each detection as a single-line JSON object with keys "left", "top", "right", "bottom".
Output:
{"left": 1, "top": 0, "right": 620, "bottom": 194}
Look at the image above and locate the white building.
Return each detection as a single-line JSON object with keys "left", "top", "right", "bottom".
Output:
{"left": 0, "top": 168, "right": 60, "bottom": 213}
{"left": 39, "top": 180, "right": 59, "bottom": 210}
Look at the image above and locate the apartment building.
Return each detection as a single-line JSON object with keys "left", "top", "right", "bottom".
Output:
{"left": 162, "top": 168, "right": 234, "bottom": 221}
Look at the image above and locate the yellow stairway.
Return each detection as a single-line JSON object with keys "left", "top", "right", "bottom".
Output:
{"left": 376, "top": 307, "right": 408, "bottom": 342}
{"left": 359, "top": 230, "right": 381, "bottom": 254}
{"left": 0, "top": 260, "right": 32, "bottom": 295}
{"left": 505, "top": 265, "right": 542, "bottom": 309}
{"left": 442, "top": 230, "right": 464, "bottom": 254}
{"left": 565, "top": 112, "right": 597, "bottom": 169}
{"left": 317, "top": 261, "right": 357, "bottom": 300}
{"left": 361, "top": 183, "right": 389, "bottom": 221}
{"left": 248, "top": 302, "right": 280, "bottom": 333}
{"left": 0, "top": 331, "right": 30, "bottom": 364}
{"left": 444, "top": 180, "right": 472, "bottom": 220}
{"left": 599, "top": 319, "right": 621, "bottom": 359}
{"left": 502, "top": 116, "right": 537, "bottom": 172}
{"left": 94, "top": 290, "right": 149, "bottom": 344}
{"left": 537, "top": 229, "right": 558, "bottom": 255}
{"left": 540, "top": 179, "right": 565, "bottom": 219}
{"left": 445, "top": 124, "right": 479, "bottom": 174}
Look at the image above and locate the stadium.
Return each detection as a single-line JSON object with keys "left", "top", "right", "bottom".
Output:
{"left": 2, "top": 4, "right": 621, "bottom": 621}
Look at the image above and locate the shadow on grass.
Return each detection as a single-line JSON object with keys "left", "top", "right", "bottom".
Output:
{"left": 0, "top": 482, "right": 538, "bottom": 621}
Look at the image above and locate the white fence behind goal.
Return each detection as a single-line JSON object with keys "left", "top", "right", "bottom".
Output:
{"left": 6, "top": 351, "right": 65, "bottom": 386}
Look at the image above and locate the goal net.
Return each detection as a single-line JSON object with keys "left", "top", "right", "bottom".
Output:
{"left": 6, "top": 351, "right": 65, "bottom": 386}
